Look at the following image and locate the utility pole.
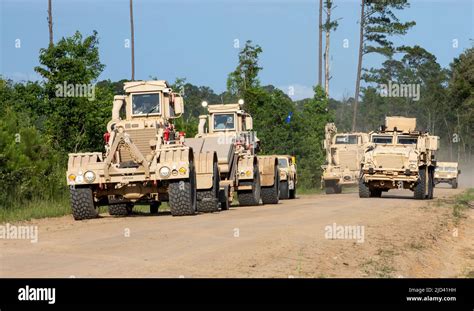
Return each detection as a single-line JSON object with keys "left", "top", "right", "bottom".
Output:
{"left": 48, "top": 0, "right": 53, "bottom": 46}
{"left": 130, "top": 0, "right": 135, "bottom": 80}
{"left": 352, "top": 0, "right": 365, "bottom": 132}
{"left": 318, "top": 0, "right": 323, "bottom": 87}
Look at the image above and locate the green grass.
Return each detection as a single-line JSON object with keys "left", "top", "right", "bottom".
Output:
{"left": 296, "top": 187, "right": 324, "bottom": 195}
{"left": 452, "top": 188, "right": 474, "bottom": 225}
{"left": 0, "top": 196, "right": 70, "bottom": 223}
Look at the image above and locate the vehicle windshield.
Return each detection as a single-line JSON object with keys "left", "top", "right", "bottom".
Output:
{"left": 397, "top": 136, "right": 418, "bottom": 145}
{"left": 436, "top": 167, "right": 457, "bottom": 172}
{"left": 278, "top": 158, "right": 288, "bottom": 168}
{"left": 214, "top": 113, "right": 235, "bottom": 130}
{"left": 372, "top": 135, "right": 393, "bottom": 144}
{"left": 335, "top": 135, "right": 358, "bottom": 144}
{"left": 132, "top": 93, "right": 160, "bottom": 115}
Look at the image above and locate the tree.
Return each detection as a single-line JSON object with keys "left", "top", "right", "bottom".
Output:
{"left": 227, "top": 40, "right": 263, "bottom": 96}
{"left": 352, "top": 0, "right": 415, "bottom": 131}
{"left": 296, "top": 85, "right": 332, "bottom": 188}
{"left": 35, "top": 31, "right": 106, "bottom": 152}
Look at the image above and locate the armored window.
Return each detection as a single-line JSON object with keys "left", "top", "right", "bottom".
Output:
{"left": 278, "top": 158, "right": 288, "bottom": 168}
{"left": 335, "top": 135, "right": 358, "bottom": 144}
{"left": 213, "top": 113, "right": 235, "bottom": 130}
{"left": 372, "top": 135, "right": 393, "bottom": 144}
{"left": 397, "top": 136, "right": 418, "bottom": 145}
{"left": 132, "top": 93, "right": 160, "bottom": 116}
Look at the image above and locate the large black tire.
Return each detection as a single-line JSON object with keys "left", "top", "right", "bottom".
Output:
{"left": 427, "top": 168, "right": 434, "bottom": 199}
{"left": 108, "top": 203, "right": 132, "bottom": 216}
{"left": 219, "top": 186, "right": 230, "bottom": 211}
{"left": 238, "top": 163, "right": 261, "bottom": 206}
{"left": 70, "top": 186, "right": 98, "bottom": 220}
{"left": 197, "top": 161, "right": 220, "bottom": 213}
{"left": 370, "top": 188, "right": 382, "bottom": 197}
{"left": 334, "top": 184, "right": 342, "bottom": 194}
{"left": 358, "top": 179, "right": 370, "bottom": 198}
{"left": 150, "top": 201, "right": 160, "bottom": 214}
{"left": 325, "top": 186, "right": 335, "bottom": 195}
{"left": 452, "top": 180, "right": 458, "bottom": 189}
{"left": 169, "top": 164, "right": 197, "bottom": 216}
{"left": 261, "top": 165, "right": 280, "bottom": 204}
{"left": 414, "top": 167, "right": 427, "bottom": 200}
{"left": 289, "top": 183, "right": 296, "bottom": 199}
{"left": 279, "top": 181, "right": 290, "bottom": 199}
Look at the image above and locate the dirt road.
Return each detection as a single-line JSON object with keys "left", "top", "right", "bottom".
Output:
{"left": 1, "top": 187, "right": 472, "bottom": 278}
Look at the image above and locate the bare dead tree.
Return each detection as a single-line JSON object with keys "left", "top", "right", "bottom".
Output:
{"left": 130, "top": 0, "right": 135, "bottom": 80}
{"left": 318, "top": 0, "right": 323, "bottom": 87}
{"left": 352, "top": 0, "right": 365, "bottom": 131}
{"left": 48, "top": 0, "right": 53, "bottom": 46}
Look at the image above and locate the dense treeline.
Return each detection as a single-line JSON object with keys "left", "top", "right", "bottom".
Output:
{"left": 0, "top": 30, "right": 472, "bottom": 213}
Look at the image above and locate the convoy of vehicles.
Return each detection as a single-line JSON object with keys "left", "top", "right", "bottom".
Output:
{"left": 359, "top": 117, "right": 439, "bottom": 200}
{"left": 321, "top": 123, "right": 369, "bottom": 194}
{"left": 66, "top": 82, "right": 459, "bottom": 220}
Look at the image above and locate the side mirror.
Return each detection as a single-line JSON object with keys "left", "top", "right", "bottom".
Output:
{"left": 245, "top": 116, "right": 253, "bottom": 130}
{"left": 172, "top": 94, "right": 184, "bottom": 117}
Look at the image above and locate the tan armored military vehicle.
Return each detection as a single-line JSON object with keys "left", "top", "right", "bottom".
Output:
{"left": 186, "top": 100, "right": 280, "bottom": 210}
{"left": 434, "top": 162, "right": 460, "bottom": 188}
{"left": 321, "top": 123, "right": 369, "bottom": 194}
{"left": 66, "top": 80, "right": 218, "bottom": 220}
{"left": 359, "top": 117, "right": 439, "bottom": 199}
{"left": 277, "top": 155, "right": 297, "bottom": 199}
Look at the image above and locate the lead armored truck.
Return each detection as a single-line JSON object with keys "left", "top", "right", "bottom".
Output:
{"left": 66, "top": 80, "right": 217, "bottom": 220}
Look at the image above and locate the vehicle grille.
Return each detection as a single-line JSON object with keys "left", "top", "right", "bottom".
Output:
{"left": 337, "top": 150, "right": 359, "bottom": 170}
{"left": 374, "top": 154, "right": 406, "bottom": 170}
{"left": 119, "top": 128, "right": 156, "bottom": 162}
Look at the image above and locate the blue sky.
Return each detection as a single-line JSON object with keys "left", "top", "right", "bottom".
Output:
{"left": 1, "top": 0, "right": 473, "bottom": 100}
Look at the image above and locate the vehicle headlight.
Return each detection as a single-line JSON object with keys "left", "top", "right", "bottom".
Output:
{"left": 84, "top": 171, "right": 95, "bottom": 183}
{"left": 75, "top": 175, "right": 84, "bottom": 183}
{"left": 159, "top": 166, "right": 171, "bottom": 178}
{"left": 68, "top": 174, "right": 76, "bottom": 182}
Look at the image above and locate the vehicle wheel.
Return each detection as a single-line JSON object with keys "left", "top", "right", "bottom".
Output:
{"left": 150, "top": 201, "right": 160, "bottom": 214}
{"left": 289, "top": 185, "right": 296, "bottom": 199}
{"left": 334, "top": 184, "right": 343, "bottom": 194}
{"left": 169, "top": 163, "right": 197, "bottom": 216}
{"left": 197, "top": 161, "right": 220, "bottom": 213}
{"left": 370, "top": 188, "right": 382, "bottom": 197}
{"left": 427, "top": 168, "right": 434, "bottom": 199}
{"left": 414, "top": 166, "right": 427, "bottom": 200}
{"left": 279, "top": 181, "right": 290, "bottom": 199}
{"left": 238, "top": 163, "right": 261, "bottom": 206}
{"left": 108, "top": 203, "right": 131, "bottom": 216}
{"left": 325, "top": 186, "right": 335, "bottom": 195}
{"left": 219, "top": 186, "right": 230, "bottom": 211}
{"left": 358, "top": 179, "right": 370, "bottom": 198}
{"left": 452, "top": 180, "right": 458, "bottom": 189}
{"left": 261, "top": 165, "right": 280, "bottom": 204}
{"left": 70, "top": 186, "right": 98, "bottom": 220}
